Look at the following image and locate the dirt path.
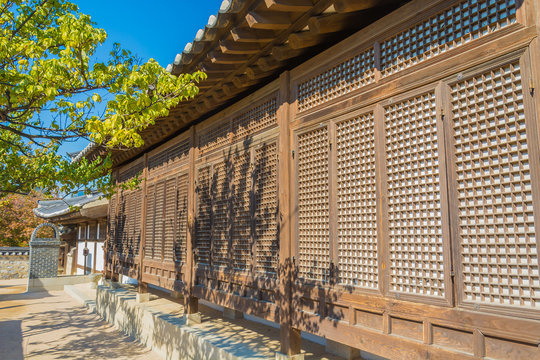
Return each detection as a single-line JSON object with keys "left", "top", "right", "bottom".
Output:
{"left": 0, "top": 278, "right": 161, "bottom": 360}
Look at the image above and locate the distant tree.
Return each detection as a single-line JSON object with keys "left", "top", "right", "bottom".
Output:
{"left": 0, "top": 192, "right": 46, "bottom": 247}
{"left": 0, "top": 0, "right": 205, "bottom": 197}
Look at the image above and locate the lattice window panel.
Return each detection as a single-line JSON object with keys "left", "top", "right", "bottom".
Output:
{"left": 125, "top": 190, "right": 142, "bottom": 257}
{"left": 451, "top": 61, "right": 540, "bottom": 309}
{"left": 232, "top": 97, "right": 278, "bottom": 140}
{"left": 145, "top": 184, "right": 155, "bottom": 259}
{"left": 125, "top": 193, "right": 134, "bottom": 256}
{"left": 380, "top": 0, "right": 517, "bottom": 77}
{"left": 385, "top": 91, "right": 446, "bottom": 298}
{"left": 199, "top": 120, "right": 231, "bottom": 154}
{"left": 125, "top": 192, "right": 134, "bottom": 256}
{"left": 297, "top": 127, "right": 330, "bottom": 281}
{"left": 336, "top": 113, "right": 378, "bottom": 289}
{"left": 164, "top": 178, "right": 177, "bottom": 262}
{"left": 175, "top": 174, "right": 189, "bottom": 263}
{"left": 231, "top": 151, "right": 252, "bottom": 270}
{"left": 118, "top": 162, "right": 144, "bottom": 183}
{"left": 168, "top": 139, "right": 190, "bottom": 164}
{"left": 88, "top": 224, "right": 97, "bottom": 240}
{"left": 297, "top": 48, "right": 375, "bottom": 112}
{"left": 195, "top": 166, "right": 212, "bottom": 265}
{"left": 107, "top": 194, "right": 117, "bottom": 253}
{"left": 115, "top": 192, "right": 127, "bottom": 255}
{"left": 148, "top": 139, "right": 190, "bottom": 178}
{"left": 153, "top": 181, "right": 165, "bottom": 260}
{"left": 255, "top": 142, "right": 279, "bottom": 274}
{"left": 124, "top": 192, "right": 133, "bottom": 256}
{"left": 132, "top": 190, "right": 142, "bottom": 256}
{"left": 212, "top": 160, "right": 230, "bottom": 268}
{"left": 148, "top": 152, "right": 167, "bottom": 176}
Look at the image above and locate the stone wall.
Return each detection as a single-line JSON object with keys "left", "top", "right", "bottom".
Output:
{"left": 0, "top": 254, "right": 29, "bottom": 279}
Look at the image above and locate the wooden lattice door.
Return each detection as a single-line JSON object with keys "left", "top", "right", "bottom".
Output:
{"left": 447, "top": 53, "right": 540, "bottom": 316}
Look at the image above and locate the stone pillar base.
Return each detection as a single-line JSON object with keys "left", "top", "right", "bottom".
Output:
{"left": 184, "top": 312, "right": 202, "bottom": 326}
{"left": 223, "top": 307, "right": 244, "bottom": 320}
{"left": 326, "top": 339, "right": 361, "bottom": 360}
{"left": 136, "top": 292, "right": 150, "bottom": 303}
{"left": 275, "top": 352, "right": 304, "bottom": 360}
{"left": 171, "top": 290, "right": 183, "bottom": 299}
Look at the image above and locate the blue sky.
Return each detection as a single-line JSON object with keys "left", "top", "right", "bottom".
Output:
{"left": 60, "top": 0, "right": 223, "bottom": 155}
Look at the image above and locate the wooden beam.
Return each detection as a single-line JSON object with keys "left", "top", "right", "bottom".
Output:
{"left": 211, "top": 89, "right": 226, "bottom": 102}
{"left": 195, "top": 102, "right": 206, "bottom": 114}
{"left": 202, "top": 28, "right": 218, "bottom": 41}
{"left": 209, "top": 51, "right": 248, "bottom": 64}
{"left": 202, "top": 96, "right": 212, "bottom": 109}
{"left": 245, "top": 65, "right": 275, "bottom": 80}
{"left": 199, "top": 63, "right": 236, "bottom": 78}
{"left": 257, "top": 56, "right": 284, "bottom": 71}
{"left": 272, "top": 45, "right": 304, "bottom": 61}
{"left": 332, "top": 0, "right": 386, "bottom": 13}
{"left": 264, "top": 0, "right": 313, "bottom": 12}
{"left": 222, "top": 83, "right": 235, "bottom": 96}
{"left": 232, "top": 74, "right": 259, "bottom": 88}
{"left": 191, "top": 41, "right": 206, "bottom": 54}
{"left": 230, "top": 27, "right": 279, "bottom": 42}
{"left": 308, "top": 12, "right": 363, "bottom": 34}
{"left": 246, "top": 11, "right": 292, "bottom": 30}
{"left": 219, "top": 40, "right": 261, "bottom": 55}
{"left": 180, "top": 52, "right": 195, "bottom": 65}
{"left": 288, "top": 31, "right": 334, "bottom": 49}
{"left": 200, "top": 63, "right": 239, "bottom": 73}
{"left": 171, "top": 117, "right": 185, "bottom": 129}
{"left": 199, "top": 78, "right": 228, "bottom": 88}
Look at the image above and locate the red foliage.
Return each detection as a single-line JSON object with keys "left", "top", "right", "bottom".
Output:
{"left": 0, "top": 193, "right": 45, "bottom": 247}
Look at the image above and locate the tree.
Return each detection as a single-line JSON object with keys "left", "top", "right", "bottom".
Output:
{"left": 0, "top": 192, "right": 47, "bottom": 246}
{"left": 0, "top": 0, "right": 205, "bottom": 196}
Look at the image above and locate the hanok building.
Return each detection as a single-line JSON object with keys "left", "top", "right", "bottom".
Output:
{"left": 80, "top": 0, "right": 540, "bottom": 358}
{"left": 34, "top": 193, "right": 108, "bottom": 275}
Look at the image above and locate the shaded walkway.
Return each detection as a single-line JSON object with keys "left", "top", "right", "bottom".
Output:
{"left": 0, "top": 279, "right": 159, "bottom": 360}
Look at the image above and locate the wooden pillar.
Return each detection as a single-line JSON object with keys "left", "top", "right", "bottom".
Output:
{"left": 93, "top": 234, "right": 97, "bottom": 274}
{"left": 111, "top": 169, "right": 121, "bottom": 283}
{"left": 185, "top": 126, "right": 199, "bottom": 315}
{"left": 277, "top": 70, "right": 302, "bottom": 356}
{"left": 84, "top": 222, "right": 89, "bottom": 275}
{"left": 138, "top": 154, "right": 149, "bottom": 294}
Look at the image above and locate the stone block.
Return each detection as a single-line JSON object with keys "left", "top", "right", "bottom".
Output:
{"left": 136, "top": 292, "right": 150, "bottom": 303}
{"left": 275, "top": 352, "right": 305, "bottom": 360}
{"left": 223, "top": 307, "right": 244, "bottom": 320}
{"left": 326, "top": 339, "right": 361, "bottom": 360}
{"left": 171, "top": 290, "right": 183, "bottom": 299}
{"left": 184, "top": 312, "right": 202, "bottom": 326}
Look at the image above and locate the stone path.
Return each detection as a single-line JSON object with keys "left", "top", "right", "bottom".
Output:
{"left": 0, "top": 278, "right": 160, "bottom": 360}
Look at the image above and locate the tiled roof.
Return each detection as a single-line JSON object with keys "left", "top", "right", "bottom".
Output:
{"left": 79, "top": 0, "right": 400, "bottom": 166}
{"left": 33, "top": 193, "right": 104, "bottom": 219}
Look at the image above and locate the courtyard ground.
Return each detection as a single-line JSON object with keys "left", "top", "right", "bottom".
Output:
{"left": 0, "top": 278, "right": 160, "bottom": 360}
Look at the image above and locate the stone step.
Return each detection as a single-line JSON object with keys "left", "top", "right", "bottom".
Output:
{"left": 64, "top": 283, "right": 97, "bottom": 313}
{"left": 95, "top": 284, "right": 343, "bottom": 360}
